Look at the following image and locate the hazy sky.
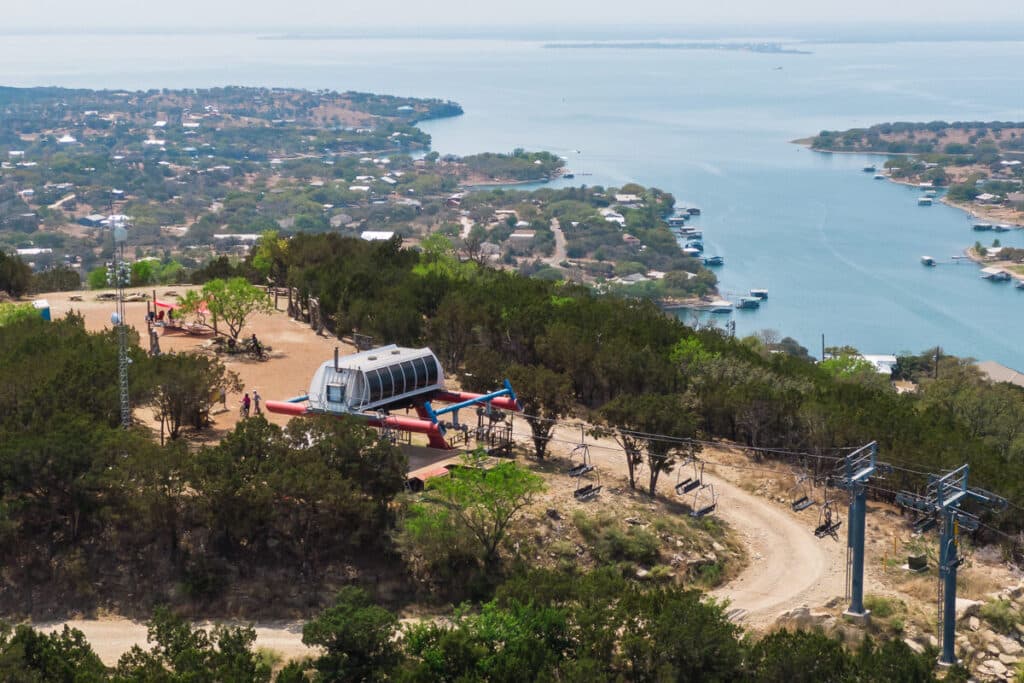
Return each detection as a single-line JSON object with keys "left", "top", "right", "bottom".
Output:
{"left": 5, "top": 0, "right": 1023, "bottom": 32}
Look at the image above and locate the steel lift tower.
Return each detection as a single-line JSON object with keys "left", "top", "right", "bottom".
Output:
{"left": 833, "top": 441, "right": 880, "bottom": 619}
{"left": 107, "top": 218, "right": 131, "bottom": 428}
{"left": 897, "top": 465, "right": 1007, "bottom": 665}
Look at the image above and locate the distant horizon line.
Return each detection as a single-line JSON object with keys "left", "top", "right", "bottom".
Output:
{"left": 2, "top": 21, "right": 1024, "bottom": 42}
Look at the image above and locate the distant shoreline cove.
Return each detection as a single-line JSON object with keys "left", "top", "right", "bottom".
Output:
{"left": 544, "top": 42, "right": 811, "bottom": 55}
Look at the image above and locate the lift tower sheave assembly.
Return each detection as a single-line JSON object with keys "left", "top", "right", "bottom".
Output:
{"left": 833, "top": 441, "right": 878, "bottom": 619}
{"left": 897, "top": 465, "right": 1007, "bottom": 666}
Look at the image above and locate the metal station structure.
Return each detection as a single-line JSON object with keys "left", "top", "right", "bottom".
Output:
{"left": 266, "top": 345, "right": 520, "bottom": 450}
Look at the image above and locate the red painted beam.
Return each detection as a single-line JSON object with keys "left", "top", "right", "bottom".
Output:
{"left": 265, "top": 400, "right": 452, "bottom": 449}
{"left": 265, "top": 400, "right": 310, "bottom": 416}
{"left": 433, "top": 390, "right": 520, "bottom": 413}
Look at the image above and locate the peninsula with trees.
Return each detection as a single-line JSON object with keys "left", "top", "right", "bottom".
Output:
{"left": 802, "top": 120, "right": 1024, "bottom": 226}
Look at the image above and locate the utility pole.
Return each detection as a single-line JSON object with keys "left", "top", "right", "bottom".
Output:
{"left": 897, "top": 465, "right": 1006, "bottom": 665}
{"left": 834, "top": 441, "right": 880, "bottom": 620}
{"left": 107, "top": 217, "right": 131, "bottom": 428}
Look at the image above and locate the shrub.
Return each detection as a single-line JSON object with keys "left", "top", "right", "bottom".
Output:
{"left": 980, "top": 599, "right": 1020, "bottom": 634}
{"left": 573, "top": 512, "right": 660, "bottom": 565}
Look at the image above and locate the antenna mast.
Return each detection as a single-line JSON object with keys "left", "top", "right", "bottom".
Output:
{"left": 108, "top": 217, "right": 131, "bottom": 428}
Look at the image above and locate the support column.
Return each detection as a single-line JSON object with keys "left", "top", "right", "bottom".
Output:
{"left": 939, "top": 514, "right": 959, "bottom": 666}
{"left": 845, "top": 485, "right": 868, "bottom": 617}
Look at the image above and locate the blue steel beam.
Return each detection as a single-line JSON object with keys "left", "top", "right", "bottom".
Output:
{"left": 422, "top": 380, "right": 516, "bottom": 427}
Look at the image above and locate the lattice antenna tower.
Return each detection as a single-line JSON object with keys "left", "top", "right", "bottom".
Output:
{"left": 107, "top": 217, "right": 131, "bottom": 428}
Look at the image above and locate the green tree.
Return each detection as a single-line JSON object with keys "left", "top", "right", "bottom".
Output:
{"left": 114, "top": 607, "right": 271, "bottom": 682}
{"left": 30, "top": 266, "right": 80, "bottom": 294}
{"left": 0, "top": 252, "right": 32, "bottom": 297}
{"left": 0, "top": 303, "right": 38, "bottom": 327}
{"left": 0, "top": 622, "right": 107, "bottom": 682}
{"left": 598, "top": 393, "right": 701, "bottom": 496}
{"left": 142, "top": 352, "right": 241, "bottom": 439}
{"left": 505, "top": 364, "right": 574, "bottom": 459}
{"left": 250, "top": 230, "right": 289, "bottom": 286}
{"left": 301, "top": 587, "right": 400, "bottom": 683}
{"left": 746, "top": 629, "right": 851, "bottom": 682}
{"left": 87, "top": 267, "right": 109, "bottom": 290}
{"left": 130, "top": 260, "right": 156, "bottom": 286}
{"left": 181, "top": 277, "right": 273, "bottom": 341}
{"left": 617, "top": 587, "right": 743, "bottom": 681}
{"left": 399, "top": 453, "right": 544, "bottom": 573}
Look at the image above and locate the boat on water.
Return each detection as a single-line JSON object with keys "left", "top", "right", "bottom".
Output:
{"left": 924, "top": 190, "right": 938, "bottom": 198}
{"left": 1017, "top": 280, "right": 1024, "bottom": 290}
{"left": 921, "top": 256, "right": 936, "bottom": 267}
{"left": 682, "top": 247, "right": 702, "bottom": 257}
{"left": 704, "top": 300, "right": 733, "bottom": 313}
{"left": 981, "top": 267, "right": 1012, "bottom": 282}
{"left": 685, "top": 240, "right": 704, "bottom": 252}
{"left": 918, "top": 197, "right": 933, "bottom": 206}
{"left": 667, "top": 216, "right": 688, "bottom": 227}
{"left": 685, "top": 207, "right": 701, "bottom": 216}
{"left": 973, "top": 223, "right": 994, "bottom": 231}
{"left": 562, "top": 173, "right": 575, "bottom": 179}
{"left": 862, "top": 165, "right": 876, "bottom": 173}
{"left": 702, "top": 256, "right": 724, "bottom": 266}
{"left": 994, "top": 224, "right": 1012, "bottom": 232}
{"left": 874, "top": 174, "right": 886, "bottom": 180}
{"left": 737, "top": 297, "right": 761, "bottom": 309}
{"left": 749, "top": 288, "right": 769, "bottom": 300}
{"left": 678, "top": 228, "right": 702, "bottom": 238}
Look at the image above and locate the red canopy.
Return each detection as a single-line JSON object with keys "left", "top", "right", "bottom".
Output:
{"left": 155, "top": 299, "right": 207, "bottom": 313}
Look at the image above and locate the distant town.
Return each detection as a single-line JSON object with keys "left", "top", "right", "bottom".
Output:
{"left": 0, "top": 86, "right": 715, "bottom": 301}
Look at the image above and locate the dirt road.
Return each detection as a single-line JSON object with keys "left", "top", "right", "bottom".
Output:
{"left": 706, "top": 470, "right": 849, "bottom": 624}
{"left": 35, "top": 619, "right": 312, "bottom": 667}
{"left": 512, "top": 420, "right": 851, "bottom": 626}
{"left": 547, "top": 217, "right": 567, "bottom": 265}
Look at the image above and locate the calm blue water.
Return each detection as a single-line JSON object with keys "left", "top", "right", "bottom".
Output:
{"left": 4, "top": 34, "right": 1024, "bottom": 364}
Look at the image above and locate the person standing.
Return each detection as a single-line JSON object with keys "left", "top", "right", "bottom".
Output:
{"left": 241, "top": 392, "right": 251, "bottom": 418}
{"left": 253, "top": 390, "right": 262, "bottom": 416}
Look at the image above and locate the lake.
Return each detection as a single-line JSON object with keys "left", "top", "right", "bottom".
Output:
{"left": 3, "top": 33, "right": 1024, "bottom": 364}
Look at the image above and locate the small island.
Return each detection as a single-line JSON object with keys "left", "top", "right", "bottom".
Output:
{"left": 544, "top": 41, "right": 811, "bottom": 55}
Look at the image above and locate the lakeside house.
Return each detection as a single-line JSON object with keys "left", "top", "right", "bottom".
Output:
{"left": 600, "top": 208, "right": 626, "bottom": 226}
{"left": 614, "top": 193, "right": 643, "bottom": 205}
{"left": 860, "top": 354, "right": 899, "bottom": 375}
{"left": 360, "top": 231, "right": 395, "bottom": 241}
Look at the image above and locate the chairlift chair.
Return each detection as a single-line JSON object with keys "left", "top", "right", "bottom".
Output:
{"left": 814, "top": 499, "right": 843, "bottom": 539}
{"left": 790, "top": 473, "right": 814, "bottom": 512}
{"left": 567, "top": 443, "right": 595, "bottom": 478}
{"left": 912, "top": 512, "right": 938, "bottom": 534}
{"left": 573, "top": 467, "right": 602, "bottom": 501}
{"left": 675, "top": 458, "right": 703, "bottom": 496}
{"left": 690, "top": 483, "right": 718, "bottom": 518}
